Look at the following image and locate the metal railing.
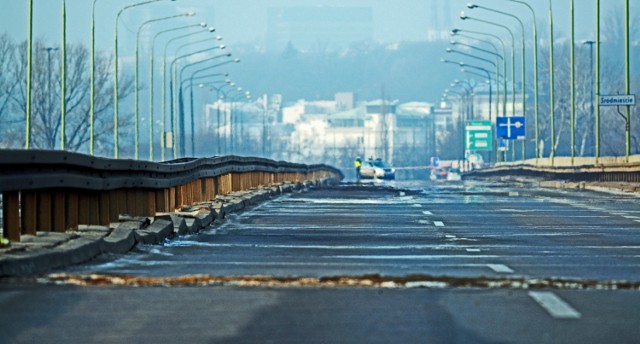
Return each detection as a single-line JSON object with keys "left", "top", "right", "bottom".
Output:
{"left": 0, "top": 150, "right": 343, "bottom": 242}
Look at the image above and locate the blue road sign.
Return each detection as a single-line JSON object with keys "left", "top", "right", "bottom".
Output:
{"left": 496, "top": 116, "right": 525, "bottom": 140}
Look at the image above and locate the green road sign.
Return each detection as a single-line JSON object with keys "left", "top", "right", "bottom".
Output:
{"left": 465, "top": 120, "right": 493, "bottom": 151}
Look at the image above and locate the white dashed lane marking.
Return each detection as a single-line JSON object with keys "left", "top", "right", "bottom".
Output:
{"left": 433, "top": 221, "right": 445, "bottom": 227}
{"left": 487, "top": 264, "right": 514, "bottom": 273}
{"left": 422, "top": 211, "right": 433, "bottom": 215}
{"left": 528, "top": 291, "right": 582, "bottom": 319}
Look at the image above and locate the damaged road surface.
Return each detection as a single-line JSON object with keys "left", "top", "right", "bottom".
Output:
{"left": 2, "top": 181, "right": 640, "bottom": 343}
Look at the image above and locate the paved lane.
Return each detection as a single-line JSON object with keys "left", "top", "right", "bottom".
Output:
{"left": 65, "top": 180, "right": 640, "bottom": 281}
{"left": 3, "top": 180, "right": 640, "bottom": 343}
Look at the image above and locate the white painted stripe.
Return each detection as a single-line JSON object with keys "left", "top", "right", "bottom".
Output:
{"left": 466, "top": 249, "right": 481, "bottom": 252}
{"left": 422, "top": 211, "right": 433, "bottom": 215}
{"left": 331, "top": 255, "right": 500, "bottom": 260}
{"left": 528, "top": 292, "right": 581, "bottom": 319}
{"left": 434, "top": 221, "right": 445, "bottom": 227}
{"left": 412, "top": 204, "right": 423, "bottom": 208}
{"left": 509, "top": 192, "right": 519, "bottom": 196}
{"left": 624, "top": 215, "right": 640, "bottom": 219}
{"left": 487, "top": 264, "right": 514, "bottom": 273}
{"left": 635, "top": 220, "right": 640, "bottom": 224}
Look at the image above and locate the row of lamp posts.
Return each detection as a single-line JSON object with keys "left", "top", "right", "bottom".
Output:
{"left": 24, "top": 0, "right": 251, "bottom": 161}
{"left": 441, "top": 0, "right": 632, "bottom": 165}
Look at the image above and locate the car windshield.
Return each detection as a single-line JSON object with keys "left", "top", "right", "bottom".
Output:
{"left": 371, "top": 160, "right": 387, "bottom": 168}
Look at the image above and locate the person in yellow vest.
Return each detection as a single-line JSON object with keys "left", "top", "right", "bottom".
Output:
{"left": 354, "top": 157, "right": 362, "bottom": 180}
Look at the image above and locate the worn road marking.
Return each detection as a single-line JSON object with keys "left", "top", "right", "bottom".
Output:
{"left": 528, "top": 291, "right": 582, "bottom": 319}
{"left": 624, "top": 215, "right": 640, "bottom": 219}
{"left": 466, "top": 248, "right": 481, "bottom": 252}
{"left": 422, "top": 211, "right": 433, "bottom": 215}
{"left": 487, "top": 264, "right": 514, "bottom": 273}
{"left": 434, "top": 221, "right": 445, "bottom": 227}
{"left": 412, "top": 204, "right": 423, "bottom": 208}
{"left": 509, "top": 192, "right": 519, "bottom": 197}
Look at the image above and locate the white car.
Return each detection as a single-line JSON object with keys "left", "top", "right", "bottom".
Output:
{"left": 446, "top": 168, "right": 462, "bottom": 181}
{"left": 360, "top": 159, "right": 396, "bottom": 180}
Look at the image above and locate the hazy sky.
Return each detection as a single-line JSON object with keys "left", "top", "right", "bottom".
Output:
{"left": 0, "top": 0, "right": 626, "bottom": 53}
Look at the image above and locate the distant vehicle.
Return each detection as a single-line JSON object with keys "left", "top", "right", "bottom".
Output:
{"left": 430, "top": 168, "right": 448, "bottom": 181}
{"left": 360, "top": 159, "right": 396, "bottom": 180}
{"left": 446, "top": 167, "right": 462, "bottom": 181}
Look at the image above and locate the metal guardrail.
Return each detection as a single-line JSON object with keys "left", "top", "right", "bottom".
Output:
{"left": 0, "top": 150, "right": 344, "bottom": 242}
{"left": 465, "top": 161, "right": 640, "bottom": 183}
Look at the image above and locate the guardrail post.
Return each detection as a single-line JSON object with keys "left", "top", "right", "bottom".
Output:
{"left": 78, "top": 192, "right": 91, "bottom": 227}
{"left": 99, "top": 192, "right": 110, "bottom": 226}
{"left": 37, "top": 191, "right": 53, "bottom": 232}
{"left": 53, "top": 191, "right": 66, "bottom": 232}
{"left": 66, "top": 192, "right": 79, "bottom": 231}
{"left": 21, "top": 191, "right": 37, "bottom": 235}
{"left": 3, "top": 191, "right": 21, "bottom": 242}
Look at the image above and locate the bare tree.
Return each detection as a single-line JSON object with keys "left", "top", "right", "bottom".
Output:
{"left": 1, "top": 38, "right": 134, "bottom": 155}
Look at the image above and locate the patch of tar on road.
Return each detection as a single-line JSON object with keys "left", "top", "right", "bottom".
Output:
{"left": 21, "top": 273, "right": 640, "bottom": 291}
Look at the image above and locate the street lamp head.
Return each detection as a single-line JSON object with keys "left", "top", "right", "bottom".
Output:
{"left": 237, "top": 87, "right": 243, "bottom": 92}
{"left": 460, "top": 11, "right": 469, "bottom": 20}
{"left": 466, "top": 3, "right": 478, "bottom": 9}
{"left": 186, "top": 12, "right": 196, "bottom": 16}
{"left": 224, "top": 73, "right": 230, "bottom": 77}
{"left": 445, "top": 48, "right": 453, "bottom": 53}
{"left": 450, "top": 40, "right": 458, "bottom": 45}
{"left": 226, "top": 53, "right": 232, "bottom": 57}
{"left": 451, "top": 29, "right": 461, "bottom": 35}
{"left": 219, "top": 44, "right": 226, "bottom": 49}
{"left": 234, "top": 58, "right": 240, "bottom": 63}
{"left": 199, "top": 22, "right": 207, "bottom": 27}
{"left": 208, "top": 27, "right": 216, "bottom": 32}
{"left": 215, "top": 36, "right": 223, "bottom": 41}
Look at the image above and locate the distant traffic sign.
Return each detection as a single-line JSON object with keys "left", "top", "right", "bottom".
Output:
{"left": 496, "top": 116, "right": 525, "bottom": 140}
{"left": 465, "top": 120, "right": 492, "bottom": 151}
{"left": 599, "top": 94, "right": 636, "bottom": 106}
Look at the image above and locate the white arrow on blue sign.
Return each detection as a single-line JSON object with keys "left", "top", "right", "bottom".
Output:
{"left": 496, "top": 116, "right": 525, "bottom": 140}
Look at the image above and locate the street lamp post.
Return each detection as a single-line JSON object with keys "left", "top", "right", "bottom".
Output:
{"left": 466, "top": 3, "right": 527, "bottom": 160}
{"left": 114, "top": 0, "right": 171, "bottom": 159}
{"left": 497, "top": 0, "right": 540, "bottom": 162}
{"left": 596, "top": 0, "right": 600, "bottom": 163}
{"left": 449, "top": 40, "right": 502, "bottom": 121}
{"left": 150, "top": 22, "right": 207, "bottom": 161}
{"left": 452, "top": 29, "right": 507, "bottom": 119}
{"left": 460, "top": 11, "right": 517, "bottom": 161}
{"left": 549, "top": 0, "right": 556, "bottom": 164}
{"left": 171, "top": 49, "right": 233, "bottom": 157}
{"left": 163, "top": 28, "right": 216, "bottom": 159}
{"left": 134, "top": 13, "right": 194, "bottom": 160}
{"left": 26, "top": 0, "right": 33, "bottom": 149}
{"left": 60, "top": 0, "right": 66, "bottom": 150}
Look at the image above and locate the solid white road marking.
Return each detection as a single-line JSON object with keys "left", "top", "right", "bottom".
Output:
{"left": 624, "top": 215, "right": 640, "bottom": 219}
{"left": 412, "top": 204, "right": 423, "bottom": 208}
{"left": 434, "top": 221, "right": 445, "bottom": 227}
{"left": 422, "top": 211, "right": 433, "bottom": 215}
{"left": 466, "top": 249, "right": 481, "bottom": 252}
{"left": 528, "top": 291, "right": 582, "bottom": 319}
{"left": 487, "top": 264, "right": 514, "bottom": 273}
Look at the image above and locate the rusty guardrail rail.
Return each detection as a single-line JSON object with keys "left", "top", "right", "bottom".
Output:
{"left": 0, "top": 150, "right": 343, "bottom": 243}
{"left": 465, "top": 160, "right": 640, "bottom": 183}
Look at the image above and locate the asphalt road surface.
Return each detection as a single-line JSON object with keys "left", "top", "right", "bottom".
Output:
{"left": 2, "top": 179, "right": 640, "bottom": 343}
